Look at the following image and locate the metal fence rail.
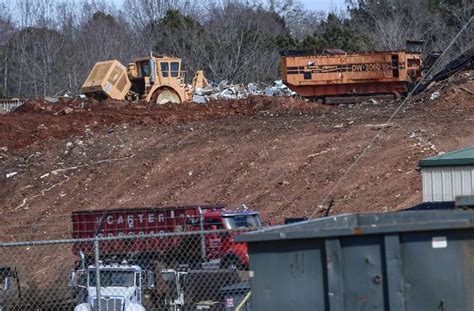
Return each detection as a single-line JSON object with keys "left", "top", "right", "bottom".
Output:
{"left": 0, "top": 229, "right": 254, "bottom": 310}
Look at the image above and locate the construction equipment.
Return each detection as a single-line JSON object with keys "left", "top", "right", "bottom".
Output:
{"left": 280, "top": 41, "right": 424, "bottom": 103}
{"left": 427, "top": 46, "right": 473, "bottom": 82}
{"left": 81, "top": 53, "right": 208, "bottom": 104}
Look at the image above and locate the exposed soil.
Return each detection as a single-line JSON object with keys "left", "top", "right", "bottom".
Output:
{"left": 0, "top": 71, "right": 473, "bottom": 241}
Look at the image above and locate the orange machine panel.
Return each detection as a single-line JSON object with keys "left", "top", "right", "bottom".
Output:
{"left": 281, "top": 50, "right": 422, "bottom": 98}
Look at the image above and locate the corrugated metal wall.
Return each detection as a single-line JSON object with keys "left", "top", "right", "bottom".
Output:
{"left": 422, "top": 166, "right": 474, "bottom": 201}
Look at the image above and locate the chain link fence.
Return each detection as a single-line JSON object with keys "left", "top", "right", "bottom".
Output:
{"left": 0, "top": 229, "right": 254, "bottom": 311}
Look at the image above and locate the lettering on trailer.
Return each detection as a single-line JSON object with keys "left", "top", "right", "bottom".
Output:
{"left": 94, "top": 211, "right": 186, "bottom": 237}
{"left": 96, "top": 231, "right": 165, "bottom": 238}
{"left": 287, "top": 62, "right": 406, "bottom": 75}
{"left": 350, "top": 63, "right": 393, "bottom": 72}
{"left": 209, "top": 238, "right": 222, "bottom": 249}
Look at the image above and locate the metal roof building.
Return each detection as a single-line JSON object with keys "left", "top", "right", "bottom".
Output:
{"left": 419, "top": 146, "right": 474, "bottom": 202}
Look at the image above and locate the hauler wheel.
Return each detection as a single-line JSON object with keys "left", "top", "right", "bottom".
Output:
{"left": 151, "top": 88, "right": 181, "bottom": 104}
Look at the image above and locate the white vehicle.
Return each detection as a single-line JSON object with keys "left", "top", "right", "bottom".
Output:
{"left": 161, "top": 268, "right": 187, "bottom": 311}
{"left": 0, "top": 267, "right": 15, "bottom": 311}
{"left": 69, "top": 259, "right": 154, "bottom": 311}
{"left": 160, "top": 267, "right": 240, "bottom": 311}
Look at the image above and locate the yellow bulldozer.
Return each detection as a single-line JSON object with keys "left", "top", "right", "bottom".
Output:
{"left": 81, "top": 53, "right": 207, "bottom": 104}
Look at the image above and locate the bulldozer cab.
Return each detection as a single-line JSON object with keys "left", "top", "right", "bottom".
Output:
{"left": 136, "top": 61, "right": 151, "bottom": 77}
{"left": 158, "top": 59, "right": 182, "bottom": 79}
{"left": 129, "top": 58, "right": 182, "bottom": 79}
{"left": 127, "top": 55, "right": 186, "bottom": 103}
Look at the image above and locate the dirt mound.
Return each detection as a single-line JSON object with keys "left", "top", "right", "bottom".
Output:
{"left": 410, "top": 70, "right": 473, "bottom": 110}
{"left": 0, "top": 96, "right": 324, "bottom": 150}
{"left": 0, "top": 71, "right": 473, "bottom": 241}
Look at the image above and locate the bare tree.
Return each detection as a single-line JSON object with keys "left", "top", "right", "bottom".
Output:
{"left": 0, "top": 0, "right": 470, "bottom": 97}
{"left": 8, "top": 1, "right": 66, "bottom": 96}
{"left": 346, "top": 0, "right": 472, "bottom": 53}
{"left": 286, "top": 6, "right": 326, "bottom": 40}
{"left": 16, "top": 0, "right": 39, "bottom": 28}
{"left": 124, "top": 0, "right": 194, "bottom": 28}
{"left": 197, "top": 1, "right": 286, "bottom": 82}
{"left": 0, "top": 0, "right": 15, "bottom": 97}
{"left": 437, "top": 0, "right": 474, "bottom": 53}
{"left": 75, "top": 9, "right": 134, "bottom": 84}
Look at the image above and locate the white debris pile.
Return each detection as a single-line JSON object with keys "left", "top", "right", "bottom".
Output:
{"left": 264, "top": 80, "right": 296, "bottom": 97}
{"left": 430, "top": 91, "right": 440, "bottom": 101}
{"left": 0, "top": 98, "right": 24, "bottom": 113}
{"left": 193, "top": 80, "right": 296, "bottom": 103}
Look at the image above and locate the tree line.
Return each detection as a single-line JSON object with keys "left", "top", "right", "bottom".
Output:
{"left": 0, "top": 0, "right": 472, "bottom": 98}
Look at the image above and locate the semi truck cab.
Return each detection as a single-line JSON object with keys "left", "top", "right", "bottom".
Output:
{"left": 203, "top": 210, "right": 261, "bottom": 269}
{"left": 69, "top": 260, "right": 155, "bottom": 311}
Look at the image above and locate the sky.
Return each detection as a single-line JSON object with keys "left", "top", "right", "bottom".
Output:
{"left": 300, "top": 0, "right": 346, "bottom": 12}
{"left": 6, "top": 0, "right": 348, "bottom": 20}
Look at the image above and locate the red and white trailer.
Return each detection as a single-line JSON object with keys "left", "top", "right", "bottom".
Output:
{"left": 71, "top": 205, "right": 261, "bottom": 269}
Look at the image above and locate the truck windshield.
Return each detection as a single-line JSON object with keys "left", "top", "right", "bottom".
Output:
{"left": 89, "top": 270, "right": 135, "bottom": 287}
{"left": 223, "top": 214, "right": 261, "bottom": 229}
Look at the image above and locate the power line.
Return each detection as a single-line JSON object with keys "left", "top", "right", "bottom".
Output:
{"left": 310, "top": 15, "right": 474, "bottom": 219}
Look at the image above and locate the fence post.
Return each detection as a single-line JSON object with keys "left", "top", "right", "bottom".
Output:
{"left": 94, "top": 237, "right": 101, "bottom": 311}
{"left": 199, "top": 207, "right": 207, "bottom": 261}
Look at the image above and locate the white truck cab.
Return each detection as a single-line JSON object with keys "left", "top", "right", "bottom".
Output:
{"left": 69, "top": 261, "right": 154, "bottom": 311}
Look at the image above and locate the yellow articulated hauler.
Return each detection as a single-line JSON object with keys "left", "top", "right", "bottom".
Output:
{"left": 81, "top": 52, "right": 207, "bottom": 104}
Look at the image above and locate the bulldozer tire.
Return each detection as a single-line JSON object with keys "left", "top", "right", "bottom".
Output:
{"left": 151, "top": 88, "right": 181, "bottom": 105}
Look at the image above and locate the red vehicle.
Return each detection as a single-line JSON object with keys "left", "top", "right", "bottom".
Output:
{"left": 71, "top": 205, "right": 261, "bottom": 269}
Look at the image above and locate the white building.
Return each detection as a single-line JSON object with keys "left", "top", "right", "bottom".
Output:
{"left": 420, "top": 146, "right": 474, "bottom": 202}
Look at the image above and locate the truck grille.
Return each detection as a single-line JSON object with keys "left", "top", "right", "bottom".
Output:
{"left": 92, "top": 297, "right": 123, "bottom": 311}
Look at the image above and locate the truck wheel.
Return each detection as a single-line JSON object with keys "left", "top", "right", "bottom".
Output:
{"left": 152, "top": 88, "right": 181, "bottom": 104}
{"left": 221, "top": 255, "right": 244, "bottom": 270}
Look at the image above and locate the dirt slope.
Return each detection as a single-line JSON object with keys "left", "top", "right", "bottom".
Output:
{"left": 0, "top": 71, "right": 473, "bottom": 241}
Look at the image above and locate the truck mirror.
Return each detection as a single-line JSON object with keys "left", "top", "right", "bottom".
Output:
{"left": 69, "top": 271, "right": 86, "bottom": 288}
{"left": 68, "top": 272, "right": 77, "bottom": 287}
{"left": 3, "top": 277, "right": 10, "bottom": 291}
{"left": 146, "top": 271, "right": 155, "bottom": 289}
